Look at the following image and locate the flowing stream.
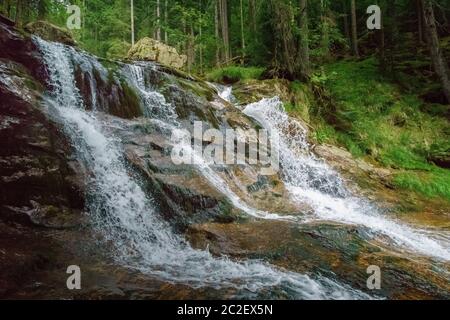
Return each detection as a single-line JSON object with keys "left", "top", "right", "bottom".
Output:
{"left": 243, "top": 97, "right": 450, "bottom": 262}
{"left": 35, "top": 37, "right": 373, "bottom": 299}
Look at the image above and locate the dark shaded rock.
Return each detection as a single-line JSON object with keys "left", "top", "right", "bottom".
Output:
{"left": 0, "top": 21, "right": 48, "bottom": 85}
{"left": 80, "top": 67, "right": 143, "bottom": 119}
{"left": 0, "top": 14, "right": 15, "bottom": 27}
{"left": 0, "top": 61, "right": 88, "bottom": 297}
{"left": 0, "top": 62, "right": 85, "bottom": 214}
{"left": 120, "top": 127, "right": 236, "bottom": 230}
{"left": 427, "top": 145, "right": 450, "bottom": 169}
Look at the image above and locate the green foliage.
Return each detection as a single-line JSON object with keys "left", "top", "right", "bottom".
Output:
{"left": 105, "top": 39, "right": 131, "bottom": 60}
{"left": 206, "top": 66, "right": 264, "bottom": 83}
{"left": 393, "top": 170, "right": 450, "bottom": 201}
{"left": 5, "top": 0, "right": 449, "bottom": 202}
{"left": 323, "top": 58, "right": 450, "bottom": 200}
{"left": 313, "top": 122, "right": 337, "bottom": 145}
{"left": 310, "top": 69, "right": 337, "bottom": 86}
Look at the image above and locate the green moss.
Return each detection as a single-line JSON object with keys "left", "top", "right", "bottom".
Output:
{"left": 177, "top": 78, "right": 215, "bottom": 101}
{"left": 206, "top": 66, "right": 265, "bottom": 84}
{"left": 393, "top": 170, "right": 450, "bottom": 201}
{"left": 379, "top": 148, "right": 430, "bottom": 171}
{"left": 112, "top": 80, "right": 142, "bottom": 119}
{"left": 98, "top": 58, "right": 122, "bottom": 74}
{"left": 313, "top": 122, "right": 337, "bottom": 145}
{"left": 25, "top": 20, "right": 76, "bottom": 46}
{"left": 321, "top": 58, "right": 450, "bottom": 201}
{"left": 106, "top": 39, "right": 130, "bottom": 60}
{"left": 290, "top": 80, "right": 307, "bottom": 93}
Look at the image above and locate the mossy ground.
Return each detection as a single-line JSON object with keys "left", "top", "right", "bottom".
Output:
{"left": 313, "top": 58, "right": 450, "bottom": 201}
{"left": 206, "top": 66, "right": 265, "bottom": 83}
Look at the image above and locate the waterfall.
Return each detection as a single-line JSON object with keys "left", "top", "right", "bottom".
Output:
{"left": 169, "top": 126, "right": 296, "bottom": 221}
{"left": 123, "top": 63, "right": 177, "bottom": 121}
{"left": 127, "top": 65, "right": 295, "bottom": 221}
{"left": 35, "top": 36, "right": 107, "bottom": 111}
{"left": 35, "top": 38, "right": 372, "bottom": 299}
{"left": 208, "top": 82, "right": 236, "bottom": 104}
{"left": 243, "top": 97, "right": 450, "bottom": 262}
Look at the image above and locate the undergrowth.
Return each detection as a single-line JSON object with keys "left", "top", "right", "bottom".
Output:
{"left": 317, "top": 58, "right": 450, "bottom": 201}
{"left": 206, "top": 66, "right": 265, "bottom": 83}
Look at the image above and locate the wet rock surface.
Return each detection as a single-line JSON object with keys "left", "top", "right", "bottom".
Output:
{"left": 0, "top": 57, "right": 86, "bottom": 296}
{"left": 187, "top": 220, "right": 450, "bottom": 299}
{"left": 0, "top": 20, "right": 449, "bottom": 300}
{"left": 0, "top": 22, "right": 48, "bottom": 85}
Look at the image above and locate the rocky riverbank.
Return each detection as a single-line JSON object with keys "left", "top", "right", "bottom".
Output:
{"left": 0, "top": 19, "right": 448, "bottom": 300}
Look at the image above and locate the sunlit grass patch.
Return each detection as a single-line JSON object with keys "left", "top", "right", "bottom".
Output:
{"left": 322, "top": 58, "right": 450, "bottom": 201}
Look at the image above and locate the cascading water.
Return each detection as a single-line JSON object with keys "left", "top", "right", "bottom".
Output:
{"left": 35, "top": 37, "right": 372, "bottom": 299}
{"left": 208, "top": 83, "right": 236, "bottom": 104}
{"left": 123, "top": 63, "right": 177, "bottom": 121}
{"left": 243, "top": 97, "right": 450, "bottom": 262}
{"left": 126, "top": 65, "right": 295, "bottom": 222}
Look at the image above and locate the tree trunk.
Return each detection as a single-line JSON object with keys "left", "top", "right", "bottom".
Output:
{"left": 270, "top": 0, "right": 296, "bottom": 78}
{"left": 417, "top": 0, "right": 424, "bottom": 44}
{"left": 350, "top": 0, "right": 359, "bottom": 56}
{"left": 164, "top": 0, "right": 168, "bottom": 43}
{"left": 15, "top": 0, "right": 23, "bottom": 27}
{"left": 215, "top": 0, "right": 220, "bottom": 66}
{"left": 378, "top": 2, "right": 386, "bottom": 73}
{"left": 219, "top": 0, "right": 230, "bottom": 63}
{"left": 0, "top": 0, "right": 6, "bottom": 16}
{"left": 343, "top": 0, "right": 350, "bottom": 45}
{"left": 2, "top": 0, "right": 12, "bottom": 17}
{"left": 37, "top": 0, "right": 47, "bottom": 20}
{"left": 298, "top": 0, "right": 310, "bottom": 78}
{"left": 187, "top": 25, "right": 195, "bottom": 73}
{"left": 199, "top": 0, "right": 203, "bottom": 73}
{"left": 182, "top": 11, "right": 186, "bottom": 53}
{"left": 156, "top": 0, "right": 161, "bottom": 41}
{"left": 421, "top": 0, "right": 450, "bottom": 103}
{"left": 320, "top": 0, "right": 330, "bottom": 59}
{"left": 240, "top": 0, "right": 245, "bottom": 64}
{"left": 130, "top": 0, "right": 135, "bottom": 46}
{"left": 82, "top": 0, "right": 86, "bottom": 41}
{"left": 249, "top": 0, "right": 257, "bottom": 33}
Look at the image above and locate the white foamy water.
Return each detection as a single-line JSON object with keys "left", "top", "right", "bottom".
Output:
{"left": 218, "top": 85, "right": 233, "bottom": 102}
{"left": 123, "top": 63, "right": 177, "bottom": 121}
{"left": 208, "top": 82, "right": 236, "bottom": 103}
{"left": 169, "top": 128, "right": 295, "bottom": 221}
{"left": 243, "top": 97, "right": 450, "bottom": 262}
{"left": 35, "top": 38, "right": 371, "bottom": 299}
{"left": 128, "top": 66, "right": 294, "bottom": 221}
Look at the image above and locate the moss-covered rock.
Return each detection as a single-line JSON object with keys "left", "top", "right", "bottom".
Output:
{"left": 24, "top": 21, "right": 76, "bottom": 46}
{"left": 233, "top": 79, "right": 293, "bottom": 105}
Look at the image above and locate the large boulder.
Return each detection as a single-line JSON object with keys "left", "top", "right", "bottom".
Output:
{"left": 24, "top": 20, "right": 76, "bottom": 46}
{"left": 127, "top": 37, "right": 187, "bottom": 69}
